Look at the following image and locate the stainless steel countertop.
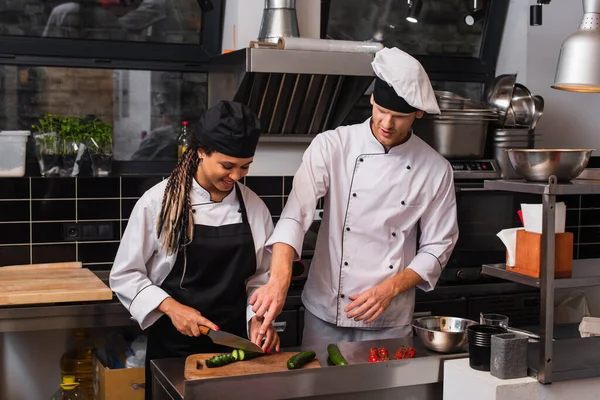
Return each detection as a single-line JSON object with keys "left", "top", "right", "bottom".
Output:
{"left": 151, "top": 337, "right": 467, "bottom": 400}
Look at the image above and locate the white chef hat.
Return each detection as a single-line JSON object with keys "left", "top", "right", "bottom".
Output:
{"left": 371, "top": 47, "right": 441, "bottom": 115}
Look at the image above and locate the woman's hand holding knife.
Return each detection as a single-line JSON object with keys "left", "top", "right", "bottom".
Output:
{"left": 158, "top": 297, "right": 219, "bottom": 337}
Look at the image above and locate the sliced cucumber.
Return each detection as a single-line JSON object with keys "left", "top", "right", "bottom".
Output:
{"left": 327, "top": 344, "right": 348, "bottom": 366}
{"left": 205, "top": 354, "right": 236, "bottom": 368}
{"left": 287, "top": 350, "right": 316, "bottom": 370}
{"left": 233, "top": 349, "right": 264, "bottom": 361}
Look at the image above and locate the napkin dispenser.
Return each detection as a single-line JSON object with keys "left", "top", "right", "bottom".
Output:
{"left": 508, "top": 230, "right": 573, "bottom": 279}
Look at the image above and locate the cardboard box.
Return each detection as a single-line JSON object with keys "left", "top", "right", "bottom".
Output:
{"left": 93, "top": 355, "right": 145, "bottom": 400}
{"left": 508, "top": 230, "right": 573, "bottom": 279}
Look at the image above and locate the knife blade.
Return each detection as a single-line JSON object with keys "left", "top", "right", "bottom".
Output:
{"left": 198, "top": 325, "right": 265, "bottom": 353}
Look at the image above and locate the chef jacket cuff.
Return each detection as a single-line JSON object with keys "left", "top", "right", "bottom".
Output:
{"left": 407, "top": 252, "right": 442, "bottom": 292}
{"left": 266, "top": 217, "right": 304, "bottom": 259}
{"left": 129, "top": 284, "right": 171, "bottom": 330}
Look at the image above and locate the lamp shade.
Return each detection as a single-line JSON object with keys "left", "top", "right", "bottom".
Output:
{"left": 553, "top": 0, "right": 600, "bottom": 92}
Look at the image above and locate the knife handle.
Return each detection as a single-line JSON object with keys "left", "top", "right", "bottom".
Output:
{"left": 198, "top": 325, "right": 210, "bottom": 336}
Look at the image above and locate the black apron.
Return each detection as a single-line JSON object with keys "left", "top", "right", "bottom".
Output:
{"left": 145, "top": 184, "right": 257, "bottom": 399}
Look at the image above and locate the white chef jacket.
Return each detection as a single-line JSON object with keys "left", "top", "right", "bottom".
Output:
{"left": 110, "top": 179, "right": 273, "bottom": 330}
{"left": 267, "top": 119, "right": 458, "bottom": 328}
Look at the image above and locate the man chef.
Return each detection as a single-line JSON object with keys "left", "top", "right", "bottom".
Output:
{"left": 249, "top": 47, "right": 459, "bottom": 346}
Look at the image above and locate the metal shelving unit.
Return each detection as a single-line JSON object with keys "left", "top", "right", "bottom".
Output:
{"left": 481, "top": 177, "right": 600, "bottom": 384}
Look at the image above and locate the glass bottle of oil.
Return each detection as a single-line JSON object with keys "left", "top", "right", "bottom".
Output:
{"left": 177, "top": 120, "right": 189, "bottom": 161}
{"left": 60, "top": 330, "right": 93, "bottom": 400}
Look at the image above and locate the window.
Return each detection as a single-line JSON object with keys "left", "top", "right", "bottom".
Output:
{"left": 0, "top": 65, "right": 207, "bottom": 162}
{"left": 0, "top": 0, "right": 203, "bottom": 44}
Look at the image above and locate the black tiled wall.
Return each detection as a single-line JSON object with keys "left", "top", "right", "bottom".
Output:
{"left": 0, "top": 176, "right": 295, "bottom": 271}
{"left": 1, "top": 177, "right": 597, "bottom": 272}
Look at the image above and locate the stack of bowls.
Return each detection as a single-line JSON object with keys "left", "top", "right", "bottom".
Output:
{"left": 492, "top": 128, "right": 539, "bottom": 179}
{"left": 467, "top": 324, "right": 507, "bottom": 371}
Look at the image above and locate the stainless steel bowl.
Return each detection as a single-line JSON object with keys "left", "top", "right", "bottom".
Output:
{"left": 412, "top": 316, "right": 477, "bottom": 353}
{"left": 486, "top": 74, "right": 517, "bottom": 125}
{"left": 507, "top": 149, "right": 594, "bottom": 182}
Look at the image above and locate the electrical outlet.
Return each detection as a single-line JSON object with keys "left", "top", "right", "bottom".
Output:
{"left": 63, "top": 222, "right": 116, "bottom": 241}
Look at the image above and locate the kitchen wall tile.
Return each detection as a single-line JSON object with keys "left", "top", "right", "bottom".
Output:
{"left": 0, "top": 245, "right": 30, "bottom": 266}
{"left": 32, "top": 243, "right": 76, "bottom": 263}
{"left": 0, "top": 201, "right": 30, "bottom": 222}
{"left": 121, "top": 176, "right": 164, "bottom": 198}
{"left": 261, "top": 196, "right": 283, "bottom": 217}
{"left": 84, "top": 263, "right": 114, "bottom": 271}
{"left": 579, "top": 210, "right": 600, "bottom": 226}
{"left": 566, "top": 210, "right": 580, "bottom": 228}
{"left": 578, "top": 244, "right": 600, "bottom": 259}
{"left": 31, "top": 200, "right": 75, "bottom": 221}
{"left": 31, "top": 178, "right": 75, "bottom": 199}
{"left": 121, "top": 220, "right": 129, "bottom": 236}
{"left": 0, "top": 178, "right": 30, "bottom": 199}
{"left": 78, "top": 199, "right": 120, "bottom": 220}
{"left": 245, "top": 177, "right": 283, "bottom": 196}
{"left": 77, "top": 177, "right": 120, "bottom": 198}
{"left": 0, "top": 223, "right": 29, "bottom": 244}
{"left": 32, "top": 222, "right": 66, "bottom": 243}
{"left": 78, "top": 242, "right": 120, "bottom": 263}
{"left": 579, "top": 227, "right": 600, "bottom": 244}
{"left": 284, "top": 176, "right": 294, "bottom": 195}
{"left": 581, "top": 194, "right": 600, "bottom": 209}
{"left": 121, "top": 199, "right": 139, "bottom": 220}
{"left": 573, "top": 244, "right": 580, "bottom": 260}
{"left": 557, "top": 195, "right": 581, "bottom": 209}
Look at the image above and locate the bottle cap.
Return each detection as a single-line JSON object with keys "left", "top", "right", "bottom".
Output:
{"left": 60, "top": 375, "right": 79, "bottom": 390}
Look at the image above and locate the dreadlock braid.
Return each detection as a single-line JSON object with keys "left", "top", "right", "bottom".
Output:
{"left": 157, "top": 147, "right": 200, "bottom": 255}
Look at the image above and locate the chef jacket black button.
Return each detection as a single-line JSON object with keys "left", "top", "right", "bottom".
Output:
{"left": 359, "top": 158, "right": 364, "bottom": 162}
{"left": 352, "top": 193, "right": 357, "bottom": 197}
{"left": 401, "top": 201, "right": 405, "bottom": 205}
{"left": 238, "top": 208, "right": 242, "bottom": 213}
{"left": 407, "top": 165, "right": 411, "bottom": 170}
{"left": 392, "top": 232, "right": 396, "bottom": 237}
{"left": 340, "top": 294, "right": 345, "bottom": 299}
{"left": 344, "top": 262, "right": 348, "bottom": 266}
{"left": 389, "top": 265, "right": 394, "bottom": 269}
{"left": 346, "top": 227, "right": 350, "bottom": 231}
{"left": 191, "top": 209, "right": 196, "bottom": 214}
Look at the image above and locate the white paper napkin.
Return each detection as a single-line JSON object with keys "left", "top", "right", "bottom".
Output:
{"left": 496, "top": 228, "right": 524, "bottom": 266}
{"left": 520, "top": 202, "right": 566, "bottom": 234}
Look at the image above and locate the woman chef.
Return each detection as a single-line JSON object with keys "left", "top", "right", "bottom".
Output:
{"left": 250, "top": 47, "right": 459, "bottom": 346}
{"left": 110, "top": 101, "right": 279, "bottom": 399}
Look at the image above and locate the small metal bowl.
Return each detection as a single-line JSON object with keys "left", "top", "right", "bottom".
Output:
{"left": 507, "top": 149, "right": 594, "bottom": 182}
{"left": 412, "top": 316, "right": 477, "bottom": 353}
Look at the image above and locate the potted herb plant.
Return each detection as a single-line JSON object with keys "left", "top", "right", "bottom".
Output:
{"left": 57, "top": 116, "right": 86, "bottom": 177}
{"left": 85, "top": 118, "right": 113, "bottom": 177}
{"left": 32, "top": 114, "right": 60, "bottom": 176}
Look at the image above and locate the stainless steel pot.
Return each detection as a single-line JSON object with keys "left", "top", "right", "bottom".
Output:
{"left": 413, "top": 117, "right": 492, "bottom": 159}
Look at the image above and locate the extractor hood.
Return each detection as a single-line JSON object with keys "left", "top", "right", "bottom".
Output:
{"left": 207, "top": 47, "right": 376, "bottom": 142}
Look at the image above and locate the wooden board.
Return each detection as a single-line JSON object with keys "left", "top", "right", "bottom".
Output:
{"left": 184, "top": 352, "right": 320, "bottom": 380}
{"left": 0, "top": 268, "right": 113, "bottom": 306}
{"left": 1, "top": 262, "right": 82, "bottom": 271}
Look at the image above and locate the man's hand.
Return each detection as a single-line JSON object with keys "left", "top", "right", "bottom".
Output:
{"left": 250, "top": 242, "right": 294, "bottom": 347}
{"left": 158, "top": 297, "right": 218, "bottom": 337}
{"left": 344, "top": 280, "right": 396, "bottom": 324}
{"left": 344, "top": 268, "right": 424, "bottom": 324}
{"left": 249, "top": 316, "right": 281, "bottom": 353}
{"left": 249, "top": 280, "right": 288, "bottom": 346}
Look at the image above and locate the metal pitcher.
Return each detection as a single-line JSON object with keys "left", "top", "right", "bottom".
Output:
{"left": 258, "top": 0, "right": 300, "bottom": 43}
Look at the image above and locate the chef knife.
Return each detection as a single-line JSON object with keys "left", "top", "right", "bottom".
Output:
{"left": 198, "top": 325, "right": 265, "bottom": 353}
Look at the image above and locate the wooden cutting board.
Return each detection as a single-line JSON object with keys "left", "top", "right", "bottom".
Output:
{"left": 0, "top": 267, "right": 113, "bottom": 306}
{"left": 185, "top": 352, "right": 320, "bottom": 380}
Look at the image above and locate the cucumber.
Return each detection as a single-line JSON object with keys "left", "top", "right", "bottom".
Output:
{"left": 287, "top": 350, "right": 316, "bottom": 370}
{"left": 205, "top": 354, "right": 236, "bottom": 368}
{"left": 327, "top": 344, "right": 348, "bottom": 366}
{"left": 235, "top": 349, "right": 264, "bottom": 361}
